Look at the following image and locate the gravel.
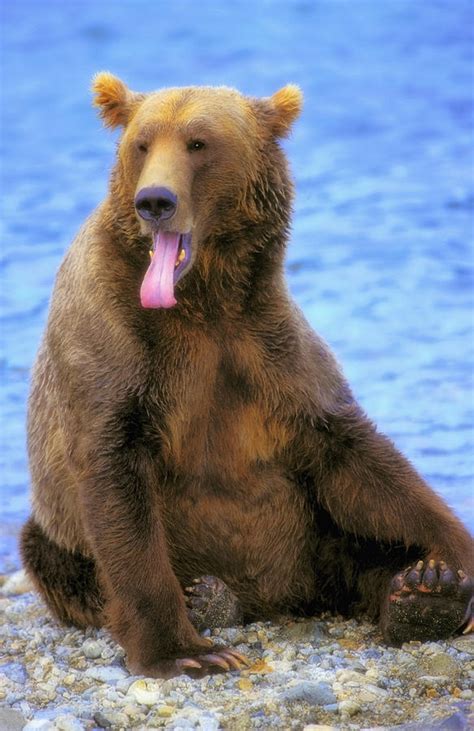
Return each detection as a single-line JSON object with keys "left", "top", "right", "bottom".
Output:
{"left": 1, "top": 571, "right": 473, "bottom": 730}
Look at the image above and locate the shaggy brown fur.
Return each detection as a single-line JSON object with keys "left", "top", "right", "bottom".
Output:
{"left": 22, "top": 73, "right": 473, "bottom": 677}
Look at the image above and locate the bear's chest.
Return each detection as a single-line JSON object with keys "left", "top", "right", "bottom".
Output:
{"left": 155, "top": 333, "right": 290, "bottom": 480}
{"left": 161, "top": 377, "right": 288, "bottom": 480}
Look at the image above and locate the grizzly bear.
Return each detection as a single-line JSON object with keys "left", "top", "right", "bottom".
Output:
{"left": 21, "top": 73, "right": 473, "bottom": 678}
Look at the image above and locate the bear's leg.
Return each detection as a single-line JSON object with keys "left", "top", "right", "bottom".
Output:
{"left": 71, "top": 424, "right": 248, "bottom": 678}
{"left": 21, "top": 519, "right": 245, "bottom": 664}
{"left": 20, "top": 517, "right": 104, "bottom": 628}
{"left": 380, "top": 560, "right": 474, "bottom": 645}
{"left": 292, "top": 406, "right": 474, "bottom": 643}
{"left": 184, "top": 575, "right": 244, "bottom": 631}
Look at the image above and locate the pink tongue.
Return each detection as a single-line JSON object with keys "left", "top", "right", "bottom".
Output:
{"left": 140, "top": 231, "right": 180, "bottom": 308}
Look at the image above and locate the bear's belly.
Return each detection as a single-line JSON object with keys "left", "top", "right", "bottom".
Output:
{"left": 160, "top": 466, "right": 317, "bottom": 617}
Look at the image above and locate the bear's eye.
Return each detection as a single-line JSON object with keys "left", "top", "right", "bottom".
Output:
{"left": 137, "top": 143, "right": 148, "bottom": 154}
{"left": 187, "top": 139, "right": 206, "bottom": 152}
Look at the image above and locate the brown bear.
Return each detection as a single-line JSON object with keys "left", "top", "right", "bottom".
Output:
{"left": 21, "top": 72, "right": 473, "bottom": 679}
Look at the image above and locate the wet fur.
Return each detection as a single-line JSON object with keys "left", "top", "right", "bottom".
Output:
{"left": 22, "top": 76, "right": 473, "bottom": 672}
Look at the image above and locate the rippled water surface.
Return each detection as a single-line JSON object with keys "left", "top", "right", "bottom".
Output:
{"left": 1, "top": 0, "right": 473, "bottom": 570}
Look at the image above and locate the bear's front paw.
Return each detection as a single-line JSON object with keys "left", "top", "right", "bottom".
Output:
{"left": 382, "top": 559, "right": 474, "bottom": 645}
{"left": 127, "top": 638, "right": 248, "bottom": 679}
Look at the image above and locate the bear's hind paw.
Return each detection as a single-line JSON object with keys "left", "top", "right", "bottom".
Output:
{"left": 184, "top": 575, "right": 244, "bottom": 631}
{"left": 382, "top": 559, "right": 474, "bottom": 645}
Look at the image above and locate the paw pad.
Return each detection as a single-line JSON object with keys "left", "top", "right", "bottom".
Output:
{"left": 184, "top": 575, "right": 243, "bottom": 631}
{"left": 384, "top": 559, "right": 473, "bottom": 645}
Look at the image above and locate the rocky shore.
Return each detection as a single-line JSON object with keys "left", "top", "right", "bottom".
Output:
{"left": 0, "top": 571, "right": 472, "bottom": 731}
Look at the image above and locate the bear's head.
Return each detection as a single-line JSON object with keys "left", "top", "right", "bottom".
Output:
{"left": 92, "top": 73, "right": 302, "bottom": 309}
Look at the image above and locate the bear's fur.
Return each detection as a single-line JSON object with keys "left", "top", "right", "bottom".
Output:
{"left": 22, "top": 73, "right": 473, "bottom": 677}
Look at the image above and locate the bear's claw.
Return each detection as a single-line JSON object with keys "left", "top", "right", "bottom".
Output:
{"left": 176, "top": 658, "right": 202, "bottom": 670}
{"left": 218, "top": 649, "right": 248, "bottom": 669}
{"left": 129, "top": 645, "right": 248, "bottom": 679}
{"left": 199, "top": 652, "right": 231, "bottom": 670}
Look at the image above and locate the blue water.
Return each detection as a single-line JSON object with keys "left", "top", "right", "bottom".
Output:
{"left": 1, "top": 0, "right": 473, "bottom": 572}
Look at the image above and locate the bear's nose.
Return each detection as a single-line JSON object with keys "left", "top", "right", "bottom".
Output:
{"left": 135, "top": 187, "right": 177, "bottom": 222}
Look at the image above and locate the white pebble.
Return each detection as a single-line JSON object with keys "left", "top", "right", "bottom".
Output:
{"left": 81, "top": 639, "right": 105, "bottom": 659}
{"left": 126, "top": 678, "right": 163, "bottom": 705}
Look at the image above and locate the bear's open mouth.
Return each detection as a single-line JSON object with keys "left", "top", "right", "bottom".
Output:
{"left": 140, "top": 231, "right": 192, "bottom": 309}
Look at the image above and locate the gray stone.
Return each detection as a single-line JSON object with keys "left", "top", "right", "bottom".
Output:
{"left": 356, "top": 683, "right": 388, "bottom": 703}
{"left": 22, "top": 721, "right": 55, "bottom": 731}
{"left": 437, "top": 712, "right": 470, "bottom": 730}
{"left": 84, "top": 666, "right": 128, "bottom": 683}
{"left": 54, "top": 716, "right": 85, "bottom": 731}
{"left": 278, "top": 620, "right": 326, "bottom": 642}
{"left": 339, "top": 699, "right": 361, "bottom": 717}
{"left": 1, "top": 662, "right": 28, "bottom": 685}
{"left": 0, "top": 708, "right": 27, "bottom": 731}
{"left": 418, "top": 674, "right": 451, "bottom": 687}
{"left": 381, "top": 710, "right": 469, "bottom": 730}
{"left": 221, "top": 628, "right": 247, "bottom": 645}
{"left": 197, "top": 717, "right": 220, "bottom": 731}
{"left": 282, "top": 681, "right": 337, "bottom": 706}
{"left": 322, "top": 703, "right": 339, "bottom": 713}
{"left": 421, "top": 652, "right": 459, "bottom": 679}
{"left": 93, "top": 711, "right": 113, "bottom": 729}
{"left": 449, "top": 635, "right": 474, "bottom": 655}
{"left": 338, "top": 669, "right": 369, "bottom": 684}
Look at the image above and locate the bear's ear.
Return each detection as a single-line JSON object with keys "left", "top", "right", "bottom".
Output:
{"left": 92, "top": 72, "right": 143, "bottom": 129}
{"left": 257, "top": 84, "right": 303, "bottom": 138}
